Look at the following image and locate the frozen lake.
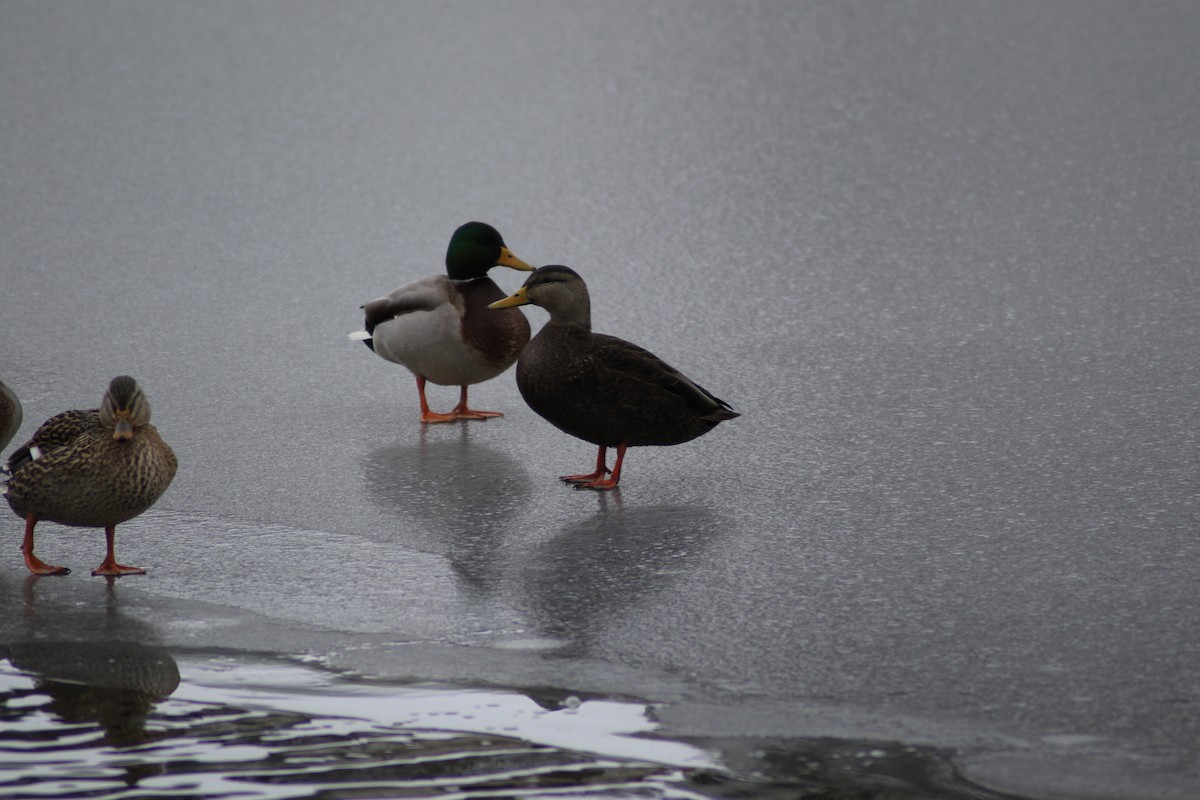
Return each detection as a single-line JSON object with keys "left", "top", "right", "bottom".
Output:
{"left": 2, "top": 1, "right": 1198, "bottom": 797}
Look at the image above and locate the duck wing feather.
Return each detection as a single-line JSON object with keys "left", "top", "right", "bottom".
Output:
{"left": 4, "top": 409, "right": 98, "bottom": 474}
{"left": 590, "top": 333, "right": 738, "bottom": 421}
{"left": 362, "top": 277, "right": 451, "bottom": 335}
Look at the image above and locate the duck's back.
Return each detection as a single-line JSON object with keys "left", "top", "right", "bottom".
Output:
{"left": 517, "top": 324, "right": 737, "bottom": 448}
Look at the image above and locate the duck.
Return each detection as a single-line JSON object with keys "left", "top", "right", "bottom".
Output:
{"left": 2, "top": 376, "right": 177, "bottom": 576}
{"left": 0, "top": 380, "right": 20, "bottom": 452}
{"left": 489, "top": 265, "right": 739, "bottom": 490}
{"left": 352, "top": 222, "right": 534, "bottom": 423}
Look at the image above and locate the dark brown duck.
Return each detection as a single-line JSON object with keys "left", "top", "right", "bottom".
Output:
{"left": 490, "top": 265, "right": 738, "bottom": 490}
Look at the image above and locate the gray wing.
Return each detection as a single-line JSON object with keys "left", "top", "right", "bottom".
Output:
{"left": 361, "top": 275, "right": 451, "bottom": 335}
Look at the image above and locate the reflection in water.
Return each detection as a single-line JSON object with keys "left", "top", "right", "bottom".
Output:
{"left": 0, "top": 575, "right": 182, "bottom": 751}
{"left": 0, "top": 576, "right": 1014, "bottom": 800}
{"left": 1, "top": 640, "right": 180, "bottom": 748}
{"left": 4, "top": 573, "right": 166, "bottom": 643}
{"left": 703, "top": 735, "right": 1017, "bottom": 800}
{"left": 0, "top": 658, "right": 701, "bottom": 799}
{"left": 0, "top": 652, "right": 1019, "bottom": 800}
{"left": 363, "top": 427, "right": 530, "bottom": 593}
{"left": 520, "top": 504, "right": 725, "bottom": 656}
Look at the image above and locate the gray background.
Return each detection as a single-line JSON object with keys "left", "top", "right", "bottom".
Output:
{"left": 1, "top": 2, "right": 1197, "bottom": 796}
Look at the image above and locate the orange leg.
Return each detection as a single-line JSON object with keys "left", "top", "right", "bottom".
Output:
{"left": 417, "top": 376, "right": 458, "bottom": 424}
{"left": 562, "top": 444, "right": 626, "bottom": 490}
{"left": 418, "top": 378, "right": 502, "bottom": 422}
{"left": 575, "top": 444, "right": 626, "bottom": 491}
{"left": 92, "top": 525, "right": 145, "bottom": 577}
{"left": 450, "top": 385, "right": 503, "bottom": 421}
{"left": 561, "top": 445, "right": 611, "bottom": 484}
{"left": 21, "top": 514, "right": 70, "bottom": 576}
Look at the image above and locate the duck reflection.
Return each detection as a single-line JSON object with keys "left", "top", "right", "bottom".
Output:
{"left": 0, "top": 575, "right": 180, "bottom": 749}
{"left": 2, "top": 639, "right": 180, "bottom": 747}
{"left": 363, "top": 426, "right": 530, "bottom": 593}
{"left": 519, "top": 504, "right": 725, "bottom": 656}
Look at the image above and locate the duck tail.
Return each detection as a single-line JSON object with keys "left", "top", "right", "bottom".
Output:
{"left": 348, "top": 329, "right": 376, "bottom": 352}
{"left": 699, "top": 392, "right": 740, "bottom": 423}
{"left": 3, "top": 444, "right": 40, "bottom": 482}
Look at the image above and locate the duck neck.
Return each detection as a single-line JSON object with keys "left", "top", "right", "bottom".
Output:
{"left": 549, "top": 299, "right": 591, "bottom": 331}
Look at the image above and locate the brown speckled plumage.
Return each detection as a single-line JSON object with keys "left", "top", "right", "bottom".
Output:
{"left": 489, "top": 265, "right": 738, "bottom": 490}
{"left": 3, "top": 376, "right": 176, "bottom": 576}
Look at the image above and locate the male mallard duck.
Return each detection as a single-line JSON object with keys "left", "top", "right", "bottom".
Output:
{"left": 0, "top": 380, "right": 20, "bottom": 452}
{"left": 3, "top": 376, "right": 177, "bottom": 576}
{"left": 489, "top": 265, "right": 739, "bottom": 490}
{"left": 352, "top": 222, "right": 534, "bottom": 423}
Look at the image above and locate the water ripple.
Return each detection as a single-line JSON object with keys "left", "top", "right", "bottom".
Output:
{"left": 0, "top": 648, "right": 1020, "bottom": 799}
{"left": 0, "top": 651, "right": 720, "bottom": 800}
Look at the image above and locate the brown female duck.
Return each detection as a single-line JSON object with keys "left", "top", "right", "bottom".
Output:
{"left": 3, "top": 376, "right": 177, "bottom": 576}
{"left": 489, "top": 265, "right": 738, "bottom": 490}
{"left": 352, "top": 222, "right": 534, "bottom": 423}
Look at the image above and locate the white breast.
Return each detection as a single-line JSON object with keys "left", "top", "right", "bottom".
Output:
{"left": 370, "top": 277, "right": 506, "bottom": 386}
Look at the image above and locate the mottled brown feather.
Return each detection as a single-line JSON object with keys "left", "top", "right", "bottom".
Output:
{"left": 4, "top": 381, "right": 176, "bottom": 529}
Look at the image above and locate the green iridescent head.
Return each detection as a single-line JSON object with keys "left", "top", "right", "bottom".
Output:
{"left": 445, "top": 222, "right": 534, "bottom": 280}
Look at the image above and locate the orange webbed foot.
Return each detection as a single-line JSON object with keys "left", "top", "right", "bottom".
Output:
{"left": 560, "top": 468, "right": 610, "bottom": 484}
{"left": 448, "top": 383, "right": 502, "bottom": 421}
{"left": 564, "top": 444, "right": 625, "bottom": 491}
{"left": 452, "top": 408, "right": 503, "bottom": 421}
{"left": 92, "top": 559, "right": 146, "bottom": 577}
{"left": 24, "top": 553, "right": 70, "bottom": 576}
{"left": 561, "top": 444, "right": 620, "bottom": 487}
{"left": 21, "top": 515, "right": 69, "bottom": 575}
{"left": 573, "top": 477, "right": 620, "bottom": 491}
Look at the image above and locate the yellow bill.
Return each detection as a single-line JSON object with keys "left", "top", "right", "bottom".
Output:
{"left": 489, "top": 286, "right": 531, "bottom": 309}
{"left": 497, "top": 247, "right": 535, "bottom": 271}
